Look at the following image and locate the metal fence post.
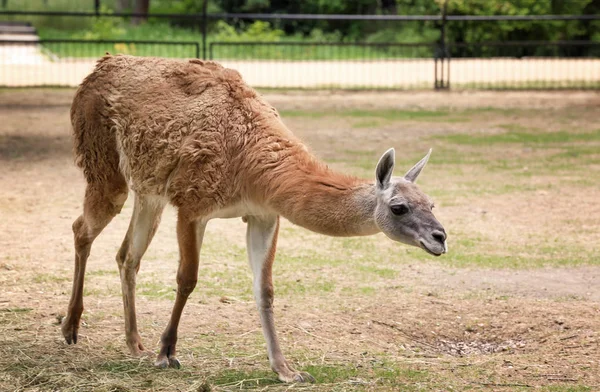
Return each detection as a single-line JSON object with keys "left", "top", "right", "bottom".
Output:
{"left": 202, "top": 0, "right": 208, "bottom": 59}
{"left": 95, "top": 0, "right": 100, "bottom": 16}
{"left": 442, "top": 0, "right": 448, "bottom": 89}
{"left": 434, "top": 54, "right": 438, "bottom": 90}
{"left": 435, "top": 0, "right": 449, "bottom": 90}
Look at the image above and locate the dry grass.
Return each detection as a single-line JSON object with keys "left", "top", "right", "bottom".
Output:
{"left": 0, "top": 89, "right": 599, "bottom": 391}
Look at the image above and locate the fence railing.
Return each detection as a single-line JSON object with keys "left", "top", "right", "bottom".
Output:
{"left": 209, "top": 41, "right": 437, "bottom": 61}
{"left": 1, "top": 9, "right": 599, "bottom": 90}
{"left": 446, "top": 41, "right": 600, "bottom": 90}
{"left": 206, "top": 41, "right": 600, "bottom": 90}
{"left": 0, "top": 39, "right": 199, "bottom": 87}
{"left": 208, "top": 41, "right": 437, "bottom": 89}
{"left": 2, "top": 38, "right": 599, "bottom": 90}
{"left": 2, "top": 8, "right": 600, "bottom": 61}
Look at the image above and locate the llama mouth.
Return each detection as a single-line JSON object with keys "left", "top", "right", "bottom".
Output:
{"left": 420, "top": 241, "right": 443, "bottom": 257}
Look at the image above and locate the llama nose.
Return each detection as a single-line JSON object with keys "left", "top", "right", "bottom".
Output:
{"left": 432, "top": 230, "right": 446, "bottom": 244}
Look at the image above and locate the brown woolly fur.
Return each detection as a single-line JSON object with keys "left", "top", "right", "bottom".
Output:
{"left": 64, "top": 54, "right": 445, "bottom": 383}
{"left": 72, "top": 55, "right": 369, "bottom": 233}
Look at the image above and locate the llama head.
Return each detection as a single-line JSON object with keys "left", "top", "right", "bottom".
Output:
{"left": 374, "top": 148, "right": 447, "bottom": 256}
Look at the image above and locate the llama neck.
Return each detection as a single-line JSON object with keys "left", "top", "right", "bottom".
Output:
{"left": 259, "top": 151, "right": 380, "bottom": 237}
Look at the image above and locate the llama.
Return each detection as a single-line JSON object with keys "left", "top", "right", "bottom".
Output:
{"left": 62, "top": 55, "right": 447, "bottom": 383}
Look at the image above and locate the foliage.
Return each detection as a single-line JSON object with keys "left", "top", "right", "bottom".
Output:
{"left": 6, "top": 0, "right": 600, "bottom": 48}
{"left": 0, "top": 0, "right": 93, "bottom": 30}
{"left": 365, "top": 24, "right": 439, "bottom": 43}
{"left": 80, "top": 6, "right": 126, "bottom": 39}
{"left": 445, "top": 0, "right": 600, "bottom": 44}
{"left": 460, "top": 0, "right": 593, "bottom": 44}
{"left": 212, "top": 20, "right": 284, "bottom": 42}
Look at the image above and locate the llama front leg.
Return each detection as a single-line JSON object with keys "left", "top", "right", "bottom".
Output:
{"left": 246, "top": 215, "right": 315, "bottom": 383}
{"left": 155, "top": 213, "right": 205, "bottom": 369}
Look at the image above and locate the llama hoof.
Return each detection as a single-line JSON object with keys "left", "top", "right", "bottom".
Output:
{"left": 61, "top": 320, "right": 79, "bottom": 345}
{"left": 154, "top": 356, "right": 169, "bottom": 369}
{"left": 168, "top": 357, "right": 181, "bottom": 369}
{"left": 155, "top": 355, "right": 181, "bottom": 369}
{"left": 275, "top": 363, "right": 315, "bottom": 383}
{"left": 278, "top": 371, "right": 315, "bottom": 383}
{"left": 127, "top": 340, "right": 152, "bottom": 358}
{"left": 292, "top": 371, "right": 315, "bottom": 383}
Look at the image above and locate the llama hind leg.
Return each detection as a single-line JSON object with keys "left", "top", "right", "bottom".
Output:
{"left": 62, "top": 178, "right": 128, "bottom": 345}
{"left": 155, "top": 214, "right": 205, "bottom": 369}
{"left": 116, "top": 194, "right": 165, "bottom": 356}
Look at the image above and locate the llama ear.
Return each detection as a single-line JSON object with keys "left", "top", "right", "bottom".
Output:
{"left": 404, "top": 148, "right": 432, "bottom": 183}
{"left": 376, "top": 148, "right": 395, "bottom": 189}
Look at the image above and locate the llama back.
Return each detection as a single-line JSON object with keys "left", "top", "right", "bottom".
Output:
{"left": 70, "top": 55, "right": 280, "bottom": 197}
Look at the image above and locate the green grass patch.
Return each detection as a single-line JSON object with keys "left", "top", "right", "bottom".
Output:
{"left": 282, "top": 106, "right": 526, "bottom": 121}
{"left": 359, "top": 286, "right": 377, "bottom": 295}
{"left": 344, "top": 109, "right": 450, "bottom": 121}
{"left": 33, "top": 273, "right": 70, "bottom": 284}
{"left": 374, "top": 366, "right": 429, "bottom": 383}
{"left": 541, "top": 387, "right": 593, "bottom": 392}
{"left": 88, "top": 269, "right": 119, "bottom": 277}
{"left": 357, "top": 265, "right": 397, "bottom": 279}
{"left": 210, "top": 368, "right": 279, "bottom": 387}
{"left": 0, "top": 308, "right": 33, "bottom": 313}
{"left": 137, "top": 281, "right": 176, "bottom": 300}
{"left": 83, "top": 286, "right": 120, "bottom": 297}
{"left": 278, "top": 225, "right": 598, "bottom": 270}
{"left": 410, "top": 146, "right": 487, "bottom": 167}
{"left": 498, "top": 123, "right": 533, "bottom": 132}
{"left": 97, "top": 359, "right": 147, "bottom": 374}
{"left": 460, "top": 107, "right": 525, "bottom": 116}
{"left": 276, "top": 278, "right": 336, "bottom": 296}
{"left": 280, "top": 108, "right": 452, "bottom": 122}
{"left": 409, "top": 240, "right": 598, "bottom": 269}
{"left": 441, "top": 128, "right": 600, "bottom": 146}
{"left": 303, "top": 364, "right": 359, "bottom": 383}
{"left": 353, "top": 119, "right": 383, "bottom": 128}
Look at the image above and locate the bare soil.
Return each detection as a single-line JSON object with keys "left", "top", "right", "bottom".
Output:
{"left": 0, "top": 89, "right": 599, "bottom": 391}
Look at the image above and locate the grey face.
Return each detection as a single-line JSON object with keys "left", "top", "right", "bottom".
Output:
{"left": 374, "top": 148, "right": 447, "bottom": 256}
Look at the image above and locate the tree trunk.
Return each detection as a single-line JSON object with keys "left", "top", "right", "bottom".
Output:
{"left": 116, "top": 0, "right": 132, "bottom": 13}
{"left": 381, "top": 0, "right": 397, "bottom": 15}
{"left": 132, "top": 0, "right": 150, "bottom": 25}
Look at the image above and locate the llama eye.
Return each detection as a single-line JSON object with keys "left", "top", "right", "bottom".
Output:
{"left": 390, "top": 204, "right": 409, "bottom": 216}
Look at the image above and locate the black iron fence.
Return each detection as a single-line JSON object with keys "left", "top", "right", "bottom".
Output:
{"left": 2, "top": 38, "right": 599, "bottom": 89}
{"left": 209, "top": 41, "right": 437, "bottom": 61}
{"left": 449, "top": 40, "right": 600, "bottom": 58}
{"left": 0, "top": 39, "right": 199, "bottom": 87}
{"left": 208, "top": 41, "right": 437, "bottom": 89}
{"left": 1, "top": 9, "right": 599, "bottom": 90}
{"left": 205, "top": 41, "right": 599, "bottom": 90}
{"left": 445, "top": 41, "right": 600, "bottom": 90}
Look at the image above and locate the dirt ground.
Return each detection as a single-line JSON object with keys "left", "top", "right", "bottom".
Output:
{"left": 0, "top": 89, "right": 599, "bottom": 391}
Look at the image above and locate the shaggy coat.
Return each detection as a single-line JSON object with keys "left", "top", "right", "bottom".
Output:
{"left": 64, "top": 55, "right": 446, "bottom": 383}
{"left": 72, "top": 55, "right": 370, "bottom": 235}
